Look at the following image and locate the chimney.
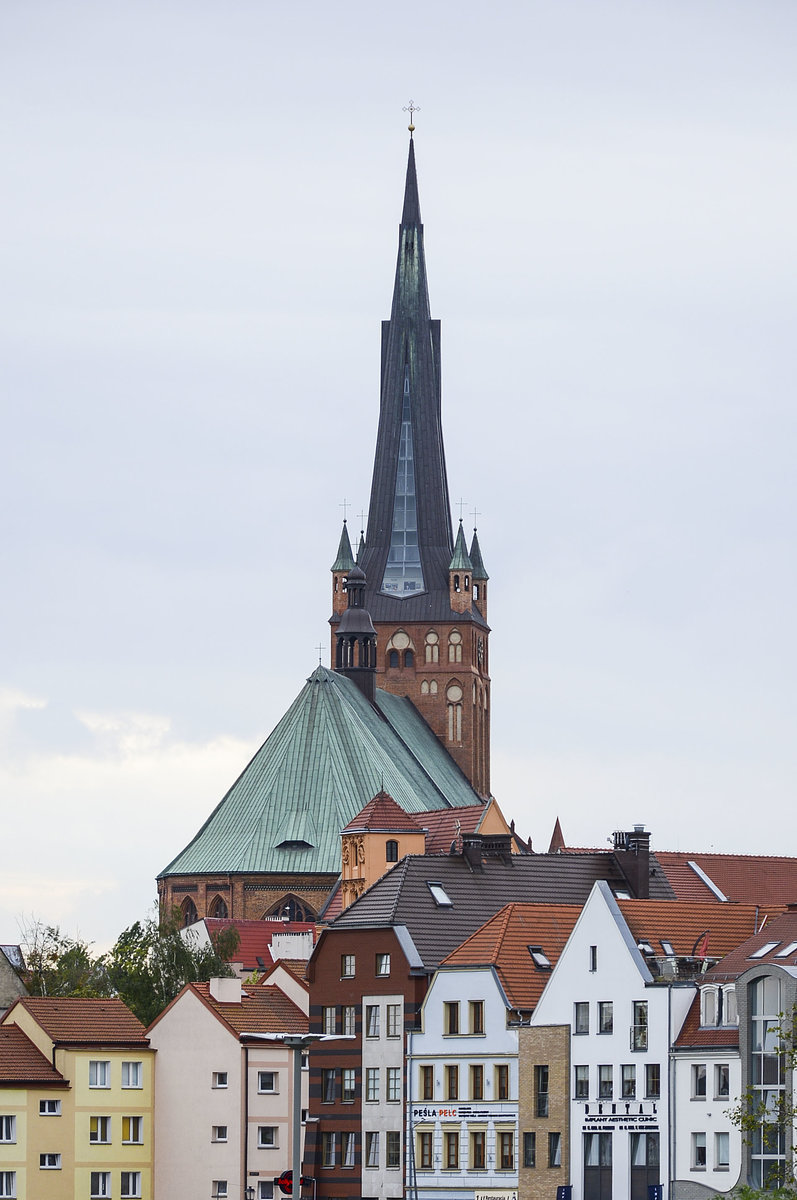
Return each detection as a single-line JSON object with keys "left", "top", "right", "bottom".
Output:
{"left": 613, "top": 824, "right": 651, "bottom": 899}
{"left": 209, "top": 977, "right": 243, "bottom": 1003}
{"left": 461, "top": 834, "right": 484, "bottom": 871}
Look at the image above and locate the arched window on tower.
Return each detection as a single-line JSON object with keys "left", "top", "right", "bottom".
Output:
{"left": 448, "top": 630, "right": 462, "bottom": 663}
{"left": 181, "top": 897, "right": 198, "bottom": 927}
{"left": 446, "top": 683, "right": 463, "bottom": 742}
{"left": 386, "top": 840, "right": 399, "bottom": 863}
{"left": 424, "top": 630, "right": 439, "bottom": 663}
{"left": 453, "top": 573, "right": 461, "bottom": 592}
{"left": 464, "top": 575, "right": 470, "bottom": 591}
{"left": 388, "top": 650, "right": 399, "bottom": 668}
{"left": 404, "top": 650, "right": 414, "bottom": 668}
{"left": 209, "top": 895, "right": 229, "bottom": 919}
{"left": 430, "top": 680, "right": 438, "bottom": 695}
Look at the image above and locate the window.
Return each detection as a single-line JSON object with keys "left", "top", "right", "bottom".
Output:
{"left": 258, "top": 1184, "right": 274, "bottom": 1200}
{"left": 632, "top": 1000, "right": 648, "bottom": 1050}
{"left": 258, "top": 1070, "right": 277, "bottom": 1093}
{"left": 716, "top": 1131, "right": 730, "bottom": 1168}
{"left": 0, "top": 1117, "right": 14, "bottom": 1143}
{"left": 123, "top": 1116, "right": 143, "bottom": 1143}
{"left": 496, "top": 1130, "right": 514, "bottom": 1170}
{"left": 529, "top": 945, "right": 551, "bottom": 970}
{"left": 471, "top": 1064, "right": 484, "bottom": 1100}
{"left": 322, "top": 1132, "right": 336, "bottom": 1167}
{"left": 535, "top": 1065, "right": 549, "bottom": 1116}
{"left": 692, "top": 1132, "right": 707, "bottom": 1169}
{"left": 575, "top": 1065, "right": 589, "bottom": 1098}
{"left": 496, "top": 1063, "right": 509, "bottom": 1100}
{"left": 366, "top": 1130, "right": 379, "bottom": 1168}
{"left": 341, "top": 954, "right": 355, "bottom": 977}
{"left": 405, "top": 649, "right": 414, "bottom": 667}
{"left": 446, "top": 685, "right": 463, "bottom": 741}
{"left": 749, "top": 974, "right": 787, "bottom": 1188}
{"left": 387, "top": 1066, "right": 401, "bottom": 1101}
{"left": 692, "top": 1064, "right": 707, "bottom": 1099}
{"left": 322, "top": 1069, "right": 336, "bottom": 1103}
{"left": 575, "top": 1001, "right": 589, "bottom": 1034}
{"left": 428, "top": 882, "right": 452, "bottom": 906}
{"left": 715, "top": 1063, "right": 730, "bottom": 1098}
{"left": 425, "top": 631, "right": 439, "bottom": 663}
{"left": 622, "top": 1064, "right": 636, "bottom": 1098}
{"left": 91, "top": 1173, "right": 112, "bottom": 1198}
{"left": 701, "top": 987, "right": 718, "bottom": 1027}
{"left": 89, "top": 1060, "right": 110, "bottom": 1088}
{"left": 342, "top": 1131, "right": 355, "bottom": 1167}
{"left": 121, "top": 1172, "right": 142, "bottom": 1198}
{"left": 599, "top": 1065, "right": 613, "bottom": 1099}
{"left": 39, "top": 1099, "right": 61, "bottom": 1115}
{"left": 388, "top": 649, "right": 399, "bottom": 668}
{"left": 376, "top": 953, "right": 391, "bottom": 976}
{"left": 343, "top": 1005, "right": 356, "bottom": 1035}
{"left": 386, "top": 839, "right": 399, "bottom": 862}
{"left": 446, "top": 1064, "right": 459, "bottom": 1100}
{"left": 645, "top": 1063, "right": 661, "bottom": 1098}
{"left": 39, "top": 1154, "right": 61, "bottom": 1169}
{"left": 90, "top": 1115, "right": 111, "bottom": 1144}
{"left": 258, "top": 1126, "right": 277, "bottom": 1148}
{"left": 598, "top": 1001, "right": 613, "bottom": 1033}
{"left": 342, "top": 1068, "right": 356, "bottom": 1102}
{"left": 523, "top": 1130, "right": 536, "bottom": 1167}
{"left": 386, "top": 1003, "right": 400, "bottom": 1037}
{"left": 750, "top": 941, "right": 782, "bottom": 958}
{"left": 590, "top": 944, "right": 598, "bottom": 972}
{"left": 631, "top": 1131, "right": 658, "bottom": 1200}
{"left": 548, "top": 1132, "right": 562, "bottom": 1168}
{"left": 444, "top": 1129, "right": 459, "bottom": 1169}
{"left": 387, "top": 1129, "right": 401, "bottom": 1169}
{"left": 212, "top": 1125, "right": 228, "bottom": 1142}
{"left": 122, "top": 1060, "right": 142, "bottom": 1088}
{"left": 366, "top": 1004, "right": 380, "bottom": 1037}
{"left": 366, "top": 1067, "right": 379, "bottom": 1102}
{"left": 418, "top": 1130, "right": 433, "bottom": 1170}
{"left": 212, "top": 1071, "right": 228, "bottom": 1088}
{"left": 0, "top": 1173, "right": 15, "bottom": 1198}
{"left": 470, "top": 1000, "right": 484, "bottom": 1034}
{"left": 448, "top": 630, "right": 463, "bottom": 662}
{"left": 322, "top": 1006, "right": 336, "bottom": 1034}
{"left": 444, "top": 1001, "right": 460, "bottom": 1034}
{"left": 420, "top": 1065, "right": 434, "bottom": 1100}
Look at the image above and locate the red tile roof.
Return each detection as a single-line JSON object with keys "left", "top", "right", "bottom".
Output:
{"left": 654, "top": 852, "right": 797, "bottom": 909}
{"left": 193, "top": 982, "right": 308, "bottom": 1036}
{"left": 341, "top": 791, "right": 424, "bottom": 834}
{"left": 8, "top": 997, "right": 148, "bottom": 1046}
{"left": 704, "top": 908, "right": 797, "bottom": 980}
{"left": 617, "top": 899, "right": 766, "bottom": 959}
{"left": 204, "top": 918, "right": 316, "bottom": 971}
{"left": 441, "top": 903, "right": 581, "bottom": 1011}
{"left": 0, "top": 1024, "right": 68, "bottom": 1085}
{"left": 416, "top": 805, "right": 486, "bottom": 853}
{"left": 673, "top": 993, "right": 739, "bottom": 1050}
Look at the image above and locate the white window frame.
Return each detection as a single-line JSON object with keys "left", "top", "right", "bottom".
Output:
{"left": 212, "top": 1183, "right": 228, "bottom": 1199}
{"left": 258, "top": 1070, "right": 278, "bottom": 1094}
{"left": 341, "top": 954, "right": 355, "bottom": 978}
{"left": 0, "top": 1174, "right": 15, "bottom": 1199}
{"left": 322, "top": 1006, "right": 336, "bottom": 1035}
{"left": 258, "top": 1125, "right": 278, "bottom": 1149}
{"left": 39, "top": 1099, "right": 62, "bottom": 1116}
{"left": 121, "top": 1172, "right": 142, "bottom": 1199}
{"left": 39, "top": 1153, "right": 61, "bottom": 1169}
{"left": 212, "top": 1125, "right": 228, "bottom": 1143}
{"left": 121, "top": 1060, "right": 142, "bottom": 1089}
{"left": 387, "top": 1065, "right": 401, "bottom": 1101}
{"left": 89, "top": 1060, "right": 110, "bottom": 1089}
{"left": 258, "top": 1183, "right": 275, "bottom": 1200}
{"left": 366, "top": 1067, "right": 380, "bottom": 1102}
{"left": 386, "top": 1003, "right": 400, "bottom": 1037}
{"left": 692, "top": 1132, "right": 707, "bottom": 1169}
{"left": 90, "top": 1172, "right": 112, "bottom": 1198}
{"left": 343, "top": 1005, "right": 356, "bottom": 1035}
{"left": 342, "top": 1068, "right": 356, "bottom": 1102}
{"left": 366, "top": 1004, "right": 380, "bottom": 1038}
{"left": 212, "top": 1070, "right": 228, "bottom": 1089}
{"left": 715, "top": 1131, "right": 730, "bottom": 1169}
{"left": 122, "top": 1115, "right": 143, "bottom": 1144}
{"left": 90, "top": 1115, "right": 111, "bottom": 1144}
{"left": 376, "top": 953, "right": 391, "bottom": 976}
{"left": 366, "top": 1130, "right": 380, "bottom": 1168}
{"left": 0, "top": 1117, "right": 15, "bottom": 1144}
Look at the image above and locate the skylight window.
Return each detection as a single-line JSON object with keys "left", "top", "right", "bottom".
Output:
{"left": 528, "top": 946, "right": 551, "bottom": 970}
{"left": 614, "top": 889, "right": 631, "bottom": 900}
{"left": 660, "top": 941, "right": 676, "bottom": 957}
{"left": 749, "top": 941, "right": 781, "bottom": 959}
{"left": 427, "top": 882, "right": 452, "bottom": 907}
{"left": 637, "top": 941, "right": 655, "bottom": 956}
{"left": 775, "top": 941, "right": 797, "bottom": 958}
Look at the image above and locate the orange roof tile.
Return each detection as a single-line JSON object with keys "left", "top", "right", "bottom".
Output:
{"left": 673, "top": 993, "right": 739, "bottom": 1050}
{"left": 0, "top": 1024, "right": 68, "bottom": 1085}
{"left": 193, "top": 982, "right": 308, "bottom": 1036}
{"left": 442, "top": 903, "right": 582, "bottom": 1011}
{"left": 10, "top": 997, "right": 148, "bottom": 1046}
{"left": 341, "top": 791, "right": 424, "bottom": 835}
{"left": 704, "top": 908, "right": 797, "bottom": 980}
{"left": 617, "top": 899, "right": 766, "bottom": 959}
{"left": 417, "top": 805, "right": 485, "bottom": 853}
{"left": 654, "top": 852, "right": 797, "bottom": 909}
{"left": 204, "top": 918, "right": 316, "bottom": 971}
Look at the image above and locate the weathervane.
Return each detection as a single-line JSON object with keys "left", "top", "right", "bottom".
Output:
{"left": 403, "top": 99, "right": 420, "bottom": 135}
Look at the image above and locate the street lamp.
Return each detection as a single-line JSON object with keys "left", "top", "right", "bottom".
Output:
{"left": 245, "top": 1187, "right": 255, "bottom": 1200}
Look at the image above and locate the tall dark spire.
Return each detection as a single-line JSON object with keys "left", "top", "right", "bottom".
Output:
{"left": 359, "top": 138, "right": 454, "bottom": 620}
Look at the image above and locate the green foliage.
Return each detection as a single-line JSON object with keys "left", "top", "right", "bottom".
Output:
{"left": 19, "top": 921, "right": 111, "bottom": 998}
{"left": 104, "top": 909, "right": 239, "bottom": 1027}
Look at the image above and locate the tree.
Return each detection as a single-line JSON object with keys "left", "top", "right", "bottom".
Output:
{"left": 104, "top": 909, "right": 239, "bottom": 1026}
{"left": 18, "top": 919, "right": 111, "bottom": 998}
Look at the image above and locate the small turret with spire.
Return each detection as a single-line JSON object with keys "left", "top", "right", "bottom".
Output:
{"left": 449, "top": 519, "right": 474, "bottom": 613}
{"left": 469, "top": 527, "right": 488, "bottom": 618}
{"left": 331, "top": 520, "right": 355, "bottom": 616}
{"left": 334, "top": 565, "right": 377, "bottom": 703}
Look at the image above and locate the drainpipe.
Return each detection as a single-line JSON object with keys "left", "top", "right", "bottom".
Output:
{"left": 243, "top": 1042, "right": 250, "bottom": 1192}
{"left": 668, "top": 989, "right": 674, "bottom": 1200}
{"left": 407, "top": 1027, "right": 418, "bottom": 1200}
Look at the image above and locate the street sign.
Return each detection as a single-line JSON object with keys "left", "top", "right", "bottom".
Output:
{"left": 275, "top": 1171, "right": 313, "bottom": 1196}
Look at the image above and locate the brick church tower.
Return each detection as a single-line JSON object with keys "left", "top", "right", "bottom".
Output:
{"left": 330, "top": 137, "right": 491, "bottom": 798}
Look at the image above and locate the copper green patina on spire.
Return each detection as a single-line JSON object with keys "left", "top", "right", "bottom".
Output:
{"left": 449, "top": 519, "right": 473, "bottom": 571}
{"left": 331, "top": 520, "right": 355, "bottom": 572}
{"left": 358, "top": 137, "right": 456, "bottom": 620}
{"left": 468, "top": 528, "right": 489, "bottom": 580}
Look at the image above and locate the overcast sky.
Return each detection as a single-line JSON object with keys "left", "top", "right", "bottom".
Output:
{"left": 2, "top": 2, "right": 795, "bottom": 950}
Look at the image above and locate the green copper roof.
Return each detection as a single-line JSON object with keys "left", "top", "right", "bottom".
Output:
{"left": 449, "top": 520, "right": 473, "bottom": 571}
{"left": 331, "top": 521, "right": 355, "bottom": 572}
{"left": 159, "top": 666, "right": 482, "bottom": 880}
{"left": 468, "top": 528, "right": 489, "bottom": 580}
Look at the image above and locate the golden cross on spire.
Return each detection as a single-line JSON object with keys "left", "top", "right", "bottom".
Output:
{"left": 403, "top": 99, "right": 420, "bottom": 135}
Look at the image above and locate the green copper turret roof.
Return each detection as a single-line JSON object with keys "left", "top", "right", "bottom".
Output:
{"left": 158, "top": 666, "right": 483, "bottom": 880}
{"left": 468, "top": 528, "right": 489, "bottom": 580}
{"left": 449, "top": 520, "right": 473, "bottom": 571}
{"left": 331, "top": 521, "right": 355, "bottom": 572}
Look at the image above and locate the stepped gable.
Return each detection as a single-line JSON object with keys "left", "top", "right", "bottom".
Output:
{"left": 0, "top": 1023, "right": 67, "bottom": 1084}
{"left": 159, "top": 667, "right": 483, "bottom": 882}
{"left": 441, "top": 901, "right": 581, "bottom": 1011}
{"left": 330, "top": 850, "right": 676, "bottom": 973}
{"left": 654, "top": 850, "right": 797, "bottom": 907}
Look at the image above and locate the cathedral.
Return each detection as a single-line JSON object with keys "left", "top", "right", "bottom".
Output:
{"left": 157, "top": 136, "right": 499, "bottom": 926}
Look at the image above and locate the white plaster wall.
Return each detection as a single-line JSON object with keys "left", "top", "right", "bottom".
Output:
{"left": 672, "top": 1049, "right": 742, "bottom": 1194}
{"left": 362, "top": 993, "right": 405, "bottom": 1199}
